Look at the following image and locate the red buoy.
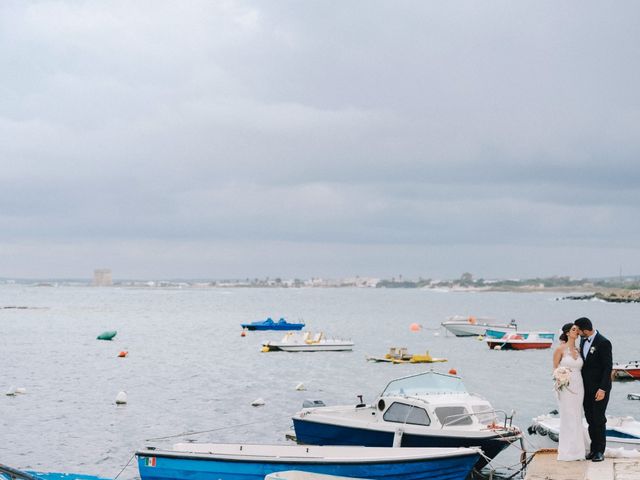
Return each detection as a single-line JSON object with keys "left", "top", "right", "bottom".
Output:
{"left": 448, "top": 368, "right": 457, "bottom": 375}
{"left": 118, "top": 351, "right": 128, "bottom": 358}
{"left": 241, "top": 330, "right": 246, "bottom": 337}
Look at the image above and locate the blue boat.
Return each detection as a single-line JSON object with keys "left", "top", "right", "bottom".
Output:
{"left": 0, "top": 464, "right": 111, "bottom": 480}
{"left": 241, "top": 317, "right": 305, "bottom": 331}
{"left": 136, "top": 443, "right": 479, "bottom": 480}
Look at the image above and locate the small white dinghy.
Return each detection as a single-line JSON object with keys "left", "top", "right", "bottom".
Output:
{"left": 529, "top": 412, "right": 640, "bottom": 447}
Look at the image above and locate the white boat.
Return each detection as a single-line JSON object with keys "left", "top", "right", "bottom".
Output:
{"left": 528, "top": 412, "right": 640, "bottom": 447}
{"left": 262, "top": 332, "right": 354, "bottom": 352}
{"left": 441, "top": 316, "right": 518, "bottom": 337}
{"left": 291, "top": 371, "right": 522, "bottom": 468}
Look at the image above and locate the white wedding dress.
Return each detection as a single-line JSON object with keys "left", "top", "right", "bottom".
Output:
{"left": 557, "top": 346, "right": 588, "bottom": 461}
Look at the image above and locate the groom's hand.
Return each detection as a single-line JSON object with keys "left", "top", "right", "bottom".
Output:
{"left": 595, "top": 389, "right": 606, "bottom": 401}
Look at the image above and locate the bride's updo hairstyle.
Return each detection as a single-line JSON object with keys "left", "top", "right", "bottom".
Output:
{"left": 559, "top": 322, "right": 574, "bottom": 342}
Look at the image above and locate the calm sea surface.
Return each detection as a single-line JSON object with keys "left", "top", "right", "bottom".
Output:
{"left": 2, "top": 285, "right": 639, "bottom": 478}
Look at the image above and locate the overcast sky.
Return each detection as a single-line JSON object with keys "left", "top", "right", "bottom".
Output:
{"left": 1, "top": 1, "right": 639, "bottom": 280}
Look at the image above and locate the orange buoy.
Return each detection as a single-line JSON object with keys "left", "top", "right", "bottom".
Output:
{"left": 448, "top": 368, "right": 457, "bottom": 375}
{"left": 409, "top": 323, "right": 422, "bottom": 332}
{"left": 118, "top": 351, "right": 128, "bottom": 358}
{"left": 241, "top": 330, "right": 246, "bottom": 337}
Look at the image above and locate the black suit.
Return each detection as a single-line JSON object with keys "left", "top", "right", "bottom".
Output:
{"left": 580, "top": 331, "right": 613, "bottom": 455}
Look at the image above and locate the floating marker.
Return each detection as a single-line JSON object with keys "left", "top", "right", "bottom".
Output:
{"left": 115, "top": 391, "right": 128, "bottom": 404}
{"left": 251, "top": 397, "right": 265, "bottom": 407}
{"left": 409, "top": 323, "right": 422, "bottom": 332}
{"left": 295, "top": 383, "right": 306, "bottom": 391}
{"left": 117, "top": 351, "right": 128, "bottom": 358}
{"left": 15, "top": 387, "right": 27, "bottom": 394}
{"left": 97, "top": 330, "right": 117, "bottom": 341}
{"left": 241, "top": 330, "right": 246, "bottom": 337}
{"left": 448, "top": 368, "right": 457, "bottom": 375}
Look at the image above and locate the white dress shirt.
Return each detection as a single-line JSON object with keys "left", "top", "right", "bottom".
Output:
{"left": 582, "top": 330, "right": 597, "bottom": 358}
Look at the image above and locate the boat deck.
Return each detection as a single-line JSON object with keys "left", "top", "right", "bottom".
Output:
{"left": 525, "top": 449, "right": 640, "bottom": 480}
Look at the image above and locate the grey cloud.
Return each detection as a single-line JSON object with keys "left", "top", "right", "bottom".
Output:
{"left": 1, "top": 1, "right": 640, "bottom": 278}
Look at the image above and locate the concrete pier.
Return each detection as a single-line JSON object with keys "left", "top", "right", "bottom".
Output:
{"left": 525, "top": 449, "right": 640, "bottom": 480}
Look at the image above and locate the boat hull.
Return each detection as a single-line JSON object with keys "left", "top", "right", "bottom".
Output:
{"left": 137, "top": 447, "right": 479, "bottom": 480}
{"left": 242, "top": 324, "right": 305, "bottom": 331}
{"left": 292, "top": 418, "right": 514, "bottom": 468}
{"left": 274, "top": 344, "right": 353, "bottom": 352}
{"left": 486, "top": 341, "right": 551, "bottom": 350}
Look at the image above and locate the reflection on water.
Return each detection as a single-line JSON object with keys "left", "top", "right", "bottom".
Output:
{"left": 1, "top": 285, "right": 638, "bottom": 479}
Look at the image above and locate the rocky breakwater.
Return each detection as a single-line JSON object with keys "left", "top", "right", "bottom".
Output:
{"left": 562, "top": 290, "right": 640, "bottom": 303}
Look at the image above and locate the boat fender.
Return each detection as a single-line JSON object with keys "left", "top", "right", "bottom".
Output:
{"left": 393, "top": 429, "right": 404, "bottom": 447}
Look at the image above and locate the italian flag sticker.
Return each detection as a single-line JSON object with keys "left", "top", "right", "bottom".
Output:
{"left": 145, "top": 457, "right": 156, "bottom": 467}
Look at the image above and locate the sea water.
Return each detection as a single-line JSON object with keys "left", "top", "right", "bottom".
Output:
{"left": 1, "top": 285, "right": 639, "bottom": 478}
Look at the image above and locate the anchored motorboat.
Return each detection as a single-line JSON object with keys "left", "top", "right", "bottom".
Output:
{"left": 486, "top": 333, "right": 553, "bottom": 350}
{"left": 291, "top": 370, "right": 522, "bottom": 468}
{"left": 612, "top": 360, "right": 640, "bottom": 380}
{"left": 441, "top": 316, "right": 518, "bottom": 337}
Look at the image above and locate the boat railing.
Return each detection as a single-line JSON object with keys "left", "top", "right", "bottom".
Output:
{"left": 441, "top": 409, "right": 515, "bottom": 430}
{"left": 0, "top": 464, "right": 39, "bottom": 480}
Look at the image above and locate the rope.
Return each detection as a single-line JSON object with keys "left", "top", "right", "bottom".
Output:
{"left": 113, "top": 452, "right": 136, "bottom": 480}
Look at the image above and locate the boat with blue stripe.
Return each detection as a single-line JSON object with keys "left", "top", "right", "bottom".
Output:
{"left": 136, "top": 443, "right": 480, "bottom": 480}
{"left": 485, "top": 329, "right": 555, "bottom": 340}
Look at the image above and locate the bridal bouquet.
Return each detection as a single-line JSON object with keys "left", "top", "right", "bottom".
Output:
{"left": 553, "top": 366, "right": 571, "bottom": 392}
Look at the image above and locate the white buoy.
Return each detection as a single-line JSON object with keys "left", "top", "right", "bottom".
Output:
{"left": 295, "top": 383, "right": 306, "bottom": 391}
{"left": 251, "top": 397, "right": 265, "bottom": 407}
{"left": 15, "top": 387, "right": 27, "bottom": 394}
{"left": 6, "top": 385, "right": 17, "bottom": 396}
{"left": 115, "top": 391, "right": 128, "bottom": 404}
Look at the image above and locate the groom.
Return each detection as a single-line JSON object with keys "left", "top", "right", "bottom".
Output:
{"left": 574, "top": 317, "right": 613, "bottom": 462}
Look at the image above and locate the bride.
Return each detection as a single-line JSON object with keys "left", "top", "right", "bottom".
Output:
{"left": 552, "top": 323, "right": 588, "bottom": 461}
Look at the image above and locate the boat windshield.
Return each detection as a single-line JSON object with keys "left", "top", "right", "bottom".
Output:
{"left": 381, "top": 372, "right": 467, "bottom": 396}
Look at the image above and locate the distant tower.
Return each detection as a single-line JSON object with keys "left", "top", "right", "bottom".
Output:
{"left": 93, "top": 269, "right": 113, "bottom": 286}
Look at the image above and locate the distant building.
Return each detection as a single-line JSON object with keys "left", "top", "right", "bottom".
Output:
{"left": 93, "top": 269, "right": 113, "bottom": 286}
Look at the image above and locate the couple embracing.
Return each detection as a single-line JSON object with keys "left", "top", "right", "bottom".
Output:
{"left": 553, "top": 317, "right": 613, "bottom": 462}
